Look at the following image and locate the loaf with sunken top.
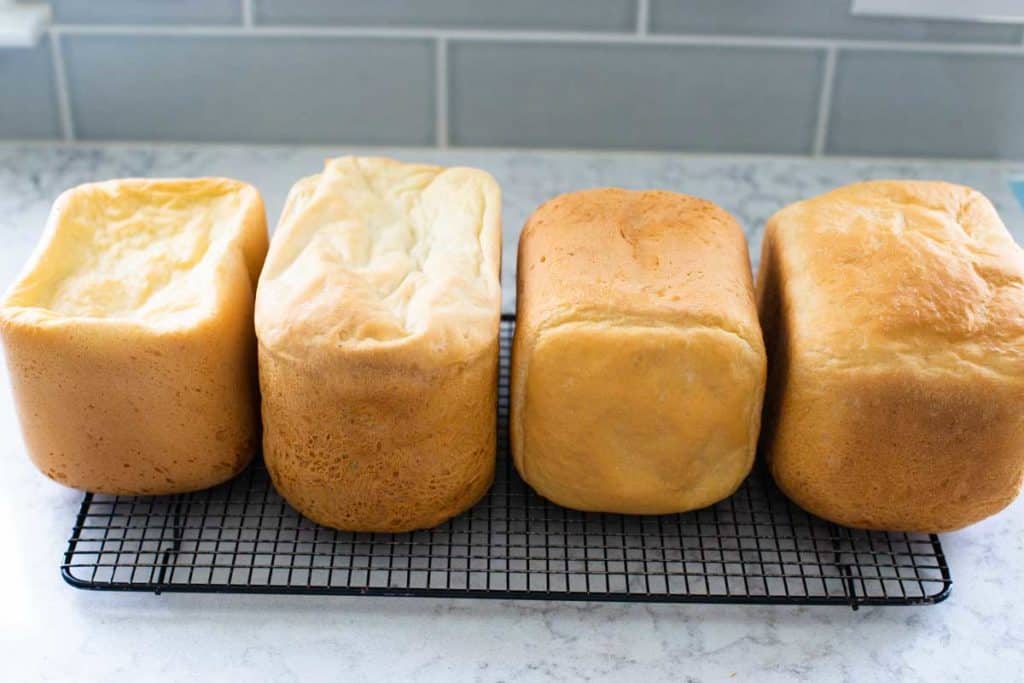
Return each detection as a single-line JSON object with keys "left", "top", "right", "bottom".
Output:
{"left": 511, "top": 188, "right": 766, "bottom": 514}
{"left": 758, "top": 180, "right": 1024, "bottom": 532}
{"left": 0, "top": 177, "right": 268, "bottom": 494}
{"left": 255, "top": 156, "right": 502, "bottom": 532}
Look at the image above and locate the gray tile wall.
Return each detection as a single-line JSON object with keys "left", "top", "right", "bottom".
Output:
{"left": 828, "top": 52, "right": 1024, "bottom": 159}
{"left": 0, "top": 36, "right": 62, "bottom": 139}
{"left": 48, "top": 0, "right": 241, "bottom": 25}
{"left": 63, "top": 35, "right": 435, "bottom": 144}
{"left": 449, "top": 42, "right": 823, "bottom": 154}
{"left": 4, "top": 0, "right": 1024, "bottom": 159}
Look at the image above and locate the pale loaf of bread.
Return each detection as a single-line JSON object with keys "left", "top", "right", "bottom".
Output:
{"left": 511, "top": 189, "right": 766, "bottom": 514}
{"left": 255, "top": 156, "right": 502, "bottom": 532}
{"left": 0, "top": 178, "right": 268, "bottom": 494}
{"left": 758, "top": 180, "right": 1024, "bottom": 532}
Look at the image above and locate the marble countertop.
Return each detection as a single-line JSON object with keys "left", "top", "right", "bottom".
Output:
{"left": 1, "top": 143, "right": 1022, "bottom": 682}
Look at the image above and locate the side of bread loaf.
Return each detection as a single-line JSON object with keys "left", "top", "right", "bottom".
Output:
{"left": 0, "top": 178, "right": 268, "bottom": 494}
{"left": 511, "top": 189, "right": 766, "bottom": 514}
{"left": 255, "top": 156, "right": 502, "bottom": 532}
{"left": 759, "top": 180, "right": 1024, "bottom": 532}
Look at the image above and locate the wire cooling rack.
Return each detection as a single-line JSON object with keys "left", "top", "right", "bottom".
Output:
{"left": 62, "top": 316, "right": 951, "bottom": 608}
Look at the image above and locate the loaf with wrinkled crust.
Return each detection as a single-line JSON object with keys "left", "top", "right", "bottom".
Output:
{"left": 255, "top": 156, "right": 501, "bottom": 532}
{"left": 758, "top": 180, "right": 1024, "bottom": 532}
{"left": 511, "top": 189, "right": 766, "bottom": 514}
{"left": 0, "top": 178, "right": 268, "bottom": 494}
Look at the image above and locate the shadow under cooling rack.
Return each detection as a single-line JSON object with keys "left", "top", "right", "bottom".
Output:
{"left": 62, "top": 316, "right": 952, "bottom": 608}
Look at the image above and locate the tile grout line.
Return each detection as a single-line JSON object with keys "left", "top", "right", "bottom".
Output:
{"left": 812, "top": 46, "right": 837, "bottom": 158}
{"left": 636, "top": 0, "right": 649, "bottom": 36}
{"left": 44, "top": 24, "right": 1024, "bottom": 55}
{"left": 3, "top": 138, "right": 1020, "bottom": 166}
{"left": 435, "top": 38, "right": 449, "bottom": 149}
{"left": 48, "top": 29, "right": 75, "bottom": 142}
{"left": 241, "top": 0, "right": 253, "bottom": 29}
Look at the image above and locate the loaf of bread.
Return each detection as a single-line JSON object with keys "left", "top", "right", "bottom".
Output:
{"left": 511, "top": 189, "right": 766, "bottom": 514}
{"left": 759, "top": 180, "right": 1024, "bottom": 532}
{"left": 0, "top": 178, "right": 268, "bottom": 494}
{"left": 255, "top": 156, "right": 502, "bottom": 532}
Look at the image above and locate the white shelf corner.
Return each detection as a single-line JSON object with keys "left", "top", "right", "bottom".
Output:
{"left": 0, "top": 2, "right": 52, "bottom": 49}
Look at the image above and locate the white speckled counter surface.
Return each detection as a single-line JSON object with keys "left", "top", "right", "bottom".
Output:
{"left": 1, "top": 144, "right": 1022, "bottom": 682}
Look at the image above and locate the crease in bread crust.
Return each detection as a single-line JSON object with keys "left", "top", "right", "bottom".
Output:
{"left": 526, "top": 305, "right": 764, "bottom": 359}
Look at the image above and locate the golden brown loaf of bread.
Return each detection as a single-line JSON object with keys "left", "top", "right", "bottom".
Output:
{"left": 511, "top": 189, "right": 766, "bottom": 514}
{"left": 255, "top": 156, "right": 502, "bottom": 532}
{"left": 0, "top": 178, "right": 268, "bottom": 494}
{"left": 759, "top": 180, "right": 1024, "bottom": 532}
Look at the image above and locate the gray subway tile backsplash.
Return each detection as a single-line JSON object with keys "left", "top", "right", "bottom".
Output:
{"left": 254, "top": 0, "right": 637, "bottom": 32}
{"left": 449, "top": 42, "right": 824, "bottom": 154}
{"left": 62, "top": 36, "right": 435, "bottom": 145}
{"left": 3, "top": 0, "right": 1023, "bottom": 158}
{"left": 0, "top": 37, "right": 62, "bottom": 140}
{"left": 649, "top": 0, "right": 1023, "bottom": 44}
{"left": 828, "top": 51, "right": 1024, "bottom": 160}
{"left": 48, "top": 0, "right": 242, "bottom": 26}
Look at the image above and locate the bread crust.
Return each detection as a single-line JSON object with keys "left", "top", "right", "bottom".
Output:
{"left": 255, "top": 157, "right": 502, "bottom": 532}
{"left": 758, "top": 180, "right": 1024, "bottom": 532}
{"left": 511, "top": 188, "right": 766, "bottom": 514}
{"left": 0, "top": 178, "right": 268, "bottom": 494}
{"left": 259, "top": 340, "right": 496, "bottom": 532}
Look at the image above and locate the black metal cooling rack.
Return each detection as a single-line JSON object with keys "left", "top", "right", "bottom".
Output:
{"left": 62, "top": 316, "right": 951, "bottom": 608}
